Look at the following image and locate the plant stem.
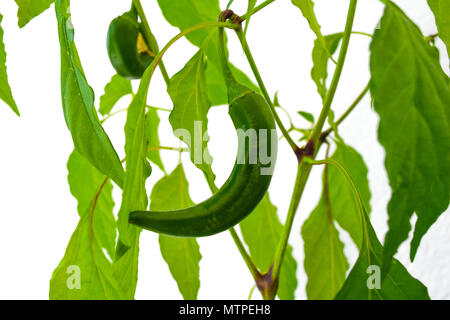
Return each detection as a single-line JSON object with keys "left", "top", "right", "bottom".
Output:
{"left": 132, "top": 0, "right": 170, "bottom": 85}
{"left": 352, "top": 31, "right": 372, "bottom": 38}
{"left": 275, "top": 105, "right": 295, "bottom": 131}
{"left": 147, "top": 105, "right": 172, "bottom": 113}
{"left": 310, "top": 0, "right": 358, "bottom": 149}
{"left": 248, "top": 285, "right": 256, "bottom": 300}
{"left": 234, "top": 28, "right": 299, "bottom": 153}
{"left": 101, "top": 105, "right": 171, "bottom": 124}
{"left": 321, "top": 81, "right": 369, "bottom": 141}
{"left": 268, "top": 0, "right": 358, "bottom": 299}
{"left": 100, "top": 108, "right": 128, "bottom": 124}
{"left": 270, "top": 161, "right": 311, "bottom": 287}
{"left": 229, "top": 228, "right": 260, "bottom": 279}
{"left": 148, "top": 145, "right": 188, "bottom": 152}
{"left": 240, "top": 0, "right": 276, "bottom": 21}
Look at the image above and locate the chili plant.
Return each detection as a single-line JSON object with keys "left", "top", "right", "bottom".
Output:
{"left": 0, "top": 0, "right": 448, "bottom": 300}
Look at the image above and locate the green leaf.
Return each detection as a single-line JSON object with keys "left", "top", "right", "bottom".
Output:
{"left": 115, "top": 75, "right": 151, "bottom": 247}
{"left": 150, "top": 165, "right": 202, "bottom": 300}
{"left": 15, "top": 0, "right": 54, "bottom": 28}
{"left": 291, "top": 0, "right": 321, "bottom": 37}
{"left": 67, "top": 150, "right": 116, "bottom": 259}
{"left": 145, "top": 108, "right": 166, "bottom": 173}
{"left": 240, "top": 194, "right": 298, "bottom": 300}
{"left": 112, "top": 33, "right": 161, "bottom": 299}
{"left": 157, "top": 0, "right": 258, "bottom": 106}
{"left": 157, "top": 0, "right": 220, "bottom": 61}
{"left": 205, "top": 63, "right": 228, "bottom": 106}
{"left": 55, "top": 0, "right": 125, "bottom": 188}
{"left": 298, "top": 111, "right": 315, "bottom": 123}
{"left": 168, "top": 50, "right": 215, "bottom": 187}
{"left": 427, "top": 0, "right": 450, "bottom": 59}
{"left": 112, "top": 230, "right": 141, "bottom": 299}
{"left": 292, "top": 0, "right": 333, "bottom": 69}
{"left": 0, "top": 14, "right": 19, "bottom": 116}
{"left": 99, "top": 74, "right": 133, "bottom": 116}
{"left": 49, "top": 216, "right": 124, "bottom": 300}
{"left": 329, "top": 141, "right": 372, "bottom": 246}
{"left": 50, "top": 151, "right": 122, "bottom": 300}
{"left": 302, "top": 141, "right": 368, "bottom": 299}
{"left": 311, "top": 33, "right": 343, "bottom": 100}
{"left": 302, "top": 180, "right": 349, "bottom": 299}
{"left": 318, "top": 152, "right": 430, "bottom": 300}
{"left": 335, "top": 211, "right": 430, "bottom": 300}
{"left": 370, "top": 2, "right": 450, "bottom": 263}
{"left": 111, "top": 47, "right": 155, "bottom": 300}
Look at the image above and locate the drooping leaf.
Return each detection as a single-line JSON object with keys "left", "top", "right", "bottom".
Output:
{"left": 319, "top": 152, "right": 430, "bottom": 300}
{"left": 427, "top": 0, "right": 450, "bottom": 59}
{"left": 335, "top": 210, "right": 430, "bottom": 300}
{"left": 115, "top": 74, "right": 151, "bottom": 247}
{"left": 157, "top": 0, "right": 258, "bottom": 106}
{"left": 111, "top": 51, "right": 154, "bottom": 299}
{"left": 113, "top": 116, "right": 151, "bottom": 299}
{"left": 168, "top": 50, "right": 215, "bottom": 187}
{"left": 240, "top": 194, "right": 298, "bottom": 300}
{"left": 370, "top": 2, "right": 450, "bottom": 263}
{"left": 303, "top": 141, "right": 368, "bottom": 299}
{"left": 145, "top": 108, "right": 166, "bottom": 173}
{"left": 302, "top": 172, "right": 349, "bottom": 299}
{"left": 311, "top": 33, "right": 343, "bottom": 100}
{"left": 55, "top": 0, "right": 125, "bottom": 188}
{"left": 150, "top": 165, "right": 201, "bottom": 300}
{"left": 67, "top": 150, "right": 116, "bottom": 259}
{"left": 15, "top": 0, "right": 54, "bottom": 28}
{"left": 0, "top": 13, "right": 19, "bottom": 116}
{"left": 329, "top": 141, "right": 372, "bottom": 247}
{"left": 99, "top": 74, "right": 133, "bottom": 116}
{"left": 49, "top": 151, "right": 122, "bottom": 300}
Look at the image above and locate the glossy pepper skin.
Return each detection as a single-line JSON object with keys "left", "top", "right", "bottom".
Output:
{"left": 106, "top": 11, "right": 153, "bottom": 79}
{"left": 128, "top": 21, "right": 277, "bottom": 237}
{"left": 129, "top": 91, "right": 277, "bottom": 237}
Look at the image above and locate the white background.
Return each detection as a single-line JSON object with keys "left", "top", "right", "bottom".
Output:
{"left": 0, "top": 0, "right": 448, "bottom": 299}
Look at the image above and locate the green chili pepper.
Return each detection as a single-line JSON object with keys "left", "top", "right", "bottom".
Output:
{"left": 128, "top": 17, "right": 277, "bottom": 237}
{"left": 106, "top": 10, "right": 153, "bottom": 79}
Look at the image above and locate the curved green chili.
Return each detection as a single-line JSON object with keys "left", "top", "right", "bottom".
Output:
{"left": 128, "top": 13, "right": 278, "bottom": 237}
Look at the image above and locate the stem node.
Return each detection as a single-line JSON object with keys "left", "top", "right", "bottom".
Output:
{"left": 255, "top": 265, "right": 278, "bottom": 300}
{"left": 219, "top": 9, "right": 243, "bottom": 26}
{"left": 294, "top": 140, "right": 315, "bottom": 163}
